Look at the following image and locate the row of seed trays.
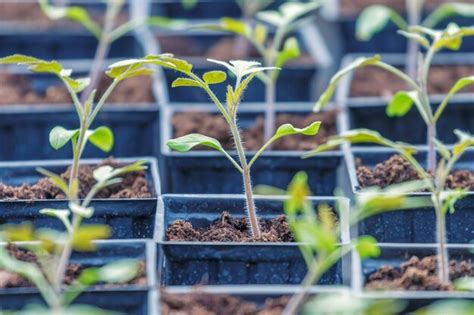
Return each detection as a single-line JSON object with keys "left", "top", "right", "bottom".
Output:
{"left": 0, "top": 0, "right": 473, "bottom": 314}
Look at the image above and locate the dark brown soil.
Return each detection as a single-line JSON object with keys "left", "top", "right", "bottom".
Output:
{"left": 157, "top": 36, "right": 315, "bottom": 66}
{"left": 172, "top": 110, "right": 338, "bottom": 151}
{"left": 166, "top": 212, "right": 293, "bottom": 243}
{"left": 0, "top": 72, "right": 153, "bottom": 106}
{"left": 340, "top": 0, "right": 465, "bottom": 16}
{"left": 366, "top": 255, "right": 473, "bottom": 291}
{"left": 0, "top": 2, "right": 129, "bottom": 29}
{"left": 356, "top": 155, "right": 474, "bottom": 190}
{"left": 0, "top": 157, "right": 152, "bottom": 201}
{"left": 351, "top": 65, "right": 474, "bottom": 97}
{"left": 0, "top": 244, "right": 146, "bottom": 289}
{"left": 161, "top": 290, "right": 288, "bottom": 315}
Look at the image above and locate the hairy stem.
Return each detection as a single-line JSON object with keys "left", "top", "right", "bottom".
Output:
{"left": 427, "top": 122, "right": 437, "bottom": 177}
{"left": 264, "top": 80, "right": 276, "bottom": 142}
{"left": 229, "top": 121, "right": 261, "bottom": 239}
{"left": 434, "top": 197, "right": 449, "bottom": 285}
{"left": 80, "top": 1, "right": 122, "bottom": 104}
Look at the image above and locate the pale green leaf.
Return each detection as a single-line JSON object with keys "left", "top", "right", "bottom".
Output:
{"left": 167, "top": 134, "right": 226, "bottom": 154}
{"left": 36, "top": 167, "right": 69, "bottom": 196}
{"left": 39, "top": 209, "right": 71, "bottom": 232}
{"left": 97, "top": 259, "right": 139, "bottom": 283}
{"left": 355, "top": 235, "right": 380, "bottom": 259}
{"left": 386, "top": 90, "right": 420, "bottom": 117}
{"left": 275, "top": 37, "right": 300, "bottom": 68}
{"left": 356, "top": 5, "right": 407, "bottom": 41}
{"left": 453, "top": 129, "right": 474, "bottom": 156}
{"left": 72, "top": 225, "right": 111, "bottom": 251}
{"left": 313, "top": 55, "right": 381, "bottom": 112}
{"left": 69, "top": 202, "right": 94, "bottom": 219}
{"left": 202, "top": 70, "right": 227, "bottom": 84}
{"left": 424, "top": 3, "right": 474, "bottom": 28}
{"left": 49, "top": 126, "right": 79, "bottom": 150}
{"left": 397, "top": 30, "right": 430, "bottom": 48}
{"left": 254, "top": 23, "right": 268, "bottom": 45}
{"left": 220, "top": 17, "right": 249, "bottom": 36}
{"left": 433, "top": 139, "right": 451, "bottom": 160}
{"left": 86, "top": 126, "right": 114, "bottom": 152}
{"left": 274, "top": 121, "right": 321, "bottom": 139}
{"left": 435, "top": 76, "right": 474, "bottom": 121}
{"left": 454, "top": 277, "right": 474, "bottom": 291}
{"left": 93, "top": 166, "right": 114, "bottom": 182}
{"left": 171, "top": 78, "right": 201, "bottom": 88}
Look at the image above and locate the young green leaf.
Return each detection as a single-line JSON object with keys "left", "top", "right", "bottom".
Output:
{"left": 433, "top": 139, "right": 451, "bottom": 160}
{"left": 304, "top": 129, "right": 417, "bottom": 157}
{"left": 36, "top": 167, "right": 69, "bottom": 196}
{"left": 453, "top": 129, "right": 474, "bottom": 156}
{"left": 424, "top": 3, "right": 474, "bottom": 28}
{"left": 172, "top": 78, "right": 201, "bottom": 88}
{"left": 96, "top": 259, "right": 140, "bottom": 283}
{"left": 275, "top": 37, "right": 300, "bottom": 68}
{"left": 274, "top": 122, "right": 321, "bottom": 139}
{"left": 167, "top": 134, "right": 226, "bottom": 154}
{"left": 313, "top": 55, "right": 381, "bottom": 112}
{"left": 355, "top": 235, "right": 380, "bottom": 259}
{"left": 49, "top": 126, "right": 79, "bottom": 150}
{"left": 203, "top": 71, "right": 227, "bottom": 84}
{"left": 69, "top": 202, "right": 94, "bottom": 219}
{"left": 38, "top": 0, "right": 101, "bottom": 39}
{"left": 397, "top": 30, "right": 430, "bottom": 48}
{"left": 0, "top": 223, "right": 34, "bottom": 242}
{"left": 86, "top": 126, "right": 114, "bottom": 153}
{"left": 386, "top": 90, "right": 421, "bottom": 117}
{"left": 72, "top": 225, "right": 111, "bottom": 251}
{"left": 356, "top": 5, "right": 407, "bottom": 41}
{"left": 39, "top": 209, "right": 71, "bottom": 233}
{"left": 435, "top": 76, "right": 474, "bottom": 122}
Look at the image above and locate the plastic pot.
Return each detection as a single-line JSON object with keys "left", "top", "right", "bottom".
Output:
{"left": 318, "top": 1, "right": 474, "bottom": 57}
{"left": 353, "top": 243, "right": 474, "bottom": 312}
{"left": 0, "top": 239, "right": 156, "bottom": 315}
{"left": 346, "top": 146, "right": 474, "bottom": 243}
{"left": 0, "top": 59, "right": 160, "bottom": 161}
{"left": 154, "top": 285, "right": 351, "bottom": 315}
{"left": 145, "top": 26, "right": 333, "bottom": 104}
{"left": 337, "top": 53, "right": 474, "bottom": 145}
{"left": 160, "top": 103, "right": 343, "bottom": 195}
{"left": 155, "top": 194, "right": 351, "bottom": 286}
{"left": 0, "top": 157, "right": 160, "bottom": 239}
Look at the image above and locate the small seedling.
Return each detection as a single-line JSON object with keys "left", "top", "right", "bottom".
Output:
{"left": 196, "top": 1, "right": 323, "bottom": 141}
{"left": 0, "top": 162, "right": 145, "bottom": 313}
{"left": 356, "top": 0, "right": 474, "bottom": 78}
{"left": 108, "top": 55, "right": 319, "bottom": 239}
{"left": 274, "top": 172, "right": 431, "bottom": 314}
{"left": 307, "top": 128, "right": 474, "bottom": 286}
{"left": 39, "top": 0, "right": 181, "bottom": 103}
{"left": 307, "top": 21, "right": 474, "bottom": 288}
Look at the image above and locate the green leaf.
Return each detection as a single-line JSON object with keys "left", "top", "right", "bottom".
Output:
{"left": 433, "top": 139, "right": 451, "bottom": 160}
{"left": 107, "top": 54, "right": 184, "bottom": 76}
{"left": 273, "top": 121, "right": 321, "bottom": 140}
{"left": 453, "top": 129, "right": 474, "bottom": 156}
{"left": 62, "top": 305, "right": 120, "bottom": 315}
{"left": 276, "top": 37, "right": 300, "bottom": 68}
{"left": 202, "top": 71, "right": 227, "bottom": 84}
{"left": 0, "top": 223, "right": 34, "bottom": 242}
{"left": 69, "top": 202, "right": 94, "bottom": 219}
{"left": 49, "top": 126, "right": 79, "bottom": 150}
{"left": 38, "top": 0, "right": 101, "bottom": 38}
{"left": 86, "top": 126, "right": 114, "bottom": 153}
{"left": 433, "top": 23, "right": 474, "bottom": 51}
{"left": 415, "top": 300, "right": 474, "bottom": 315}
{"left": 72, "top": 225, "right": 111, "bottom": 251}
{"left": 96, "top": 259, "right": 140, "bottom": 283}
{"left": 435, "top": 76, "right": 474, "bottom": 121}
{"left": 220, "top": 17, "right": 249, "bottom": 36}
{"left": 167, "top": 134, "right": 226, "bottom": 154}
{"left": 397, "top": 30, "right": 430, "bottom": 48}
{"left": 314, "top": 55, "right": 381, "bottom": 112}
{"left": 36, "top": 167, "right": 69, "bottom": 196}
{"left": 39, "top": 209, "right": 71, "bottom": 231}
{"left": 0, "top": 54, "right": 42, "bottom": 64}
{"left": 304, "top": 129, "right": 417, "bottom": 157}
{"left": 356, "top": 5, "right": 407, "bottom": 41}
{"left": 440, "top": 189, "right": 467, "bottom": 215}
{"left": 424, "top": 3, "right": 474, "bottom": 28}
{"left": 66, "top": 77, "right": 90, "bottom": 93}
{"left": 454, "top": 277, "right": 474, "bottom": 291}
{"left": 386, "top": 90, "right": 420, "bottom": 117}
{"left": 254, "top": 23, "right": 268, "bottom": 45}
{"left": 355, "top": 236, "right": 380, "bottom": 259}
{"left": 171, "top": 78, "right": 201, "bottom": 88}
